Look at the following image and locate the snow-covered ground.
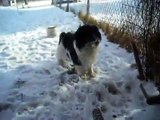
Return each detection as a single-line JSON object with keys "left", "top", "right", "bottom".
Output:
{"left": 0, "top": 4, "right": 159, "bottom": 120}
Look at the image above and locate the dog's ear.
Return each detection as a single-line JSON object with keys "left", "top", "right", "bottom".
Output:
{"left": 59, "top": 32, "right": 66, "bottom": 44}
{"left": 60, "top": 32, "right": 66, "bottom": 40}
{"left": 92, "top": 25, "right": 98, "bottom": 31}
{"left": 92, "top": 25, "right": 101, "bottom": 40}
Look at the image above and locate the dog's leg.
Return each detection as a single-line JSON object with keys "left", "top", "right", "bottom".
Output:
{"left": 58, "top": 59, "right": 70, "bottom": 69}
{"left": 75, "top": 66, "right": 84, "bottom": 75}
{"left": 88, "top": 64, "right": 96, "bottom": 77}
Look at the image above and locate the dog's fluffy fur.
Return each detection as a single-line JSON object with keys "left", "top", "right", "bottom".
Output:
{"left": 56, "top": 24, "right": 101, "bottom": 77}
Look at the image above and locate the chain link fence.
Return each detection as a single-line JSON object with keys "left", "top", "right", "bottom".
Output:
{"left": 71, "top": 0, "right": 160, "bottom": 89}
{"left": 122, "top": 0, "right": 160, "bottom": 86}
{"left": 71, "top": 0, "right": 124, "bottom": 27}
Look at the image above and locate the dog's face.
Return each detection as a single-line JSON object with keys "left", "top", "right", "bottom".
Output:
{"left": 74, "top": 24, "right": 101, "bottom": 50}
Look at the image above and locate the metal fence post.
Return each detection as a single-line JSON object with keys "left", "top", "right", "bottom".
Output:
{"left": 86, "top": 0, "right": 90, "bottom": 16}
{"left": 59, "top": 0, "right": 62, "bottom": 8}
{"left": 66, "top": 0, "right": 69, "bottom": 12}
{"left": 51, "top": 0, "right": 54, "bottom": 5}
{"left": 51, "top": 0, "right": 57, "bottom": 5}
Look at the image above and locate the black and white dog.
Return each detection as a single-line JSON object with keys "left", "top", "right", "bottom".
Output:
{"left": 56, "top": 24, "right": 101, "bottom": 77}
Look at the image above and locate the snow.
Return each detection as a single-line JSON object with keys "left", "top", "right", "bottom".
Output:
{"left": 0, "top": 3, "right": 159, "bottom": 120}
{"left": 70, "top": 0, "right": 125, "bottom": 27}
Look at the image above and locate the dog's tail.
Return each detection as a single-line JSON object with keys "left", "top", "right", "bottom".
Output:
{"left": 59, "top": 32, "right": 66, "bottom": 44}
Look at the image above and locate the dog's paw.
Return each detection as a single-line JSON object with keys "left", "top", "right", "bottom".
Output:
{"left": 88, "top": 67, "right": 98, "bottom": 78}
{"left": 67, "top": 67, "right": 76, "bottom": 74}
{"left": 88, "top": 71, "right": 96, "bottom": 78}
{"left": 80, "top": 72, "right": 95, "bottom": 80}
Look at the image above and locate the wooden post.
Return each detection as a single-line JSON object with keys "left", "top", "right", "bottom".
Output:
{"left": 51, "top": 0, "right": 54, "bottom": 5}
{"left": 24, "top": 0, "right": 28, "bottom": 5}
{"left": 59, "top": 0, "right": 62, "bottom": 8}
{"left": 131, "top": 41, "right": 146, "bottom": 81}
{"left": 66, "top": 0, "right": 69, "bottom": 12}
{"left": 140, "top": 83, "right": 148, "bottom": 98}
{"left": 86, "top": 0, "right": 90, "bottom": 16}
{"left": 51, "top": 0, "right": 57, "bottom": 5}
